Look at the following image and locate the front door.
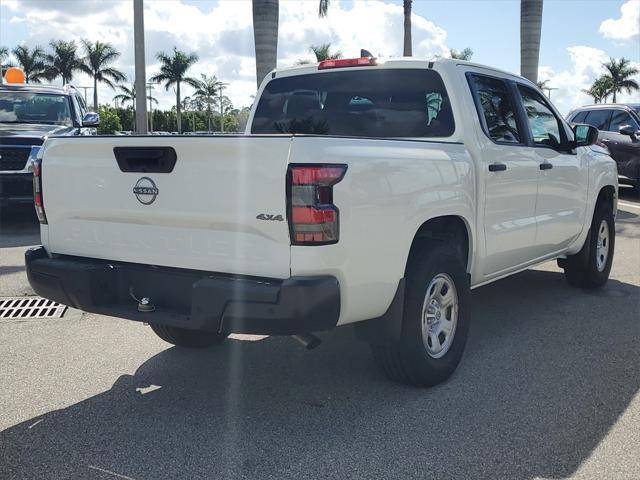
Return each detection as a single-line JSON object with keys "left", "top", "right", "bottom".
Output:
{"left": 515, "top": 84, "right": 587, "bottom": 254}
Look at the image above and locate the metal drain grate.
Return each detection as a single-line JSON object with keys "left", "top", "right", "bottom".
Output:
{"left": 0, "top": 296, "right": 67, "bottom": 320}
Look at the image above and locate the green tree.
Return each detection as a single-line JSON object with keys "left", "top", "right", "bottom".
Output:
{"left": 80, "top": 39, "right": 126, "bottom": 111}
{"left": 192, "top": 74, "right": 219, "bottom": 131}
{"left": 113, "top": 84, "right": 137, "bottom": 108}
{"left": 253, "top": 0, "right": 279, "bottom": 89}
{"left": 311, "top": 43, "right": 342, "bottom": 61}
{"left": 583, "top": 76, "right": 613, "bottom": 104}
{"left": 0, "top": 46, "right": 13, "bottom": 81}
{"left": 97, "top": 106, "right": 122, "bottom": 134}
{"left": 44, "top": 40, "right": 84, "bottom": 85}
{"left": 12, "top": 45, "right": 48, "bottom": 83}
{"left": 601, "top": 57, "right": 639, "bottom": 103}
{"left": 450, "top": 48, "right": 473, "bottom": 61}
{"left": 149, "top": 47, "right": 199, "bottom": 133}
{"left": 520, "top": 0, "right": 543, "bottom": 83}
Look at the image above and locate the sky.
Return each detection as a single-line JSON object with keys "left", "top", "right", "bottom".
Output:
{"left": 1, "top": 0, "right": 639, "bottom": 116}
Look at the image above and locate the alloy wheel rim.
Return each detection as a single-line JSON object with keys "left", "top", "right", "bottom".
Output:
{"left": 421, "top": 273, "right": 459, "bottom": 359}
{"left": 596, "top": 219, "right": 610, "bottom": 272}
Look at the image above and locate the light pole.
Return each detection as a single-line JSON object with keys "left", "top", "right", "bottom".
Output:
{"left": 544, "top": 87, "right": 558, "bottom": 100}
{"left": 146, "top": 82, "right": 157, "bottom": 132}
{"left": 77, "top": 86, "right": 92, "bottom": 106}
{"left": 216, "top": 81, "right": 229, "bottom": 133}
{"left": 133, "top": 0, "right": 148, "bottom": 134}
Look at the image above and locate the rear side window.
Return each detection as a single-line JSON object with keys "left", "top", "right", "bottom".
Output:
{"left": 468, "top": 74, "right": 521, "bottom": 144}
{"left": 584, "top": 110, "right": 611, "bottom": 130}
{"left": 251, "top": 69, "right": 454, "bottom": 138}
{"left": 609, "top": 110, "right": 639, "bottom": 132}
{"left": 570, "top": 111, "right": 588, "bottom": 123}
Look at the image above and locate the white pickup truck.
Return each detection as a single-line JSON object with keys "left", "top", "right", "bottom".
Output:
{"left": 26, "top": 57, "right": 617, "bottom": 387}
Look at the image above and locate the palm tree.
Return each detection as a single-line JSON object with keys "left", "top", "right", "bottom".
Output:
{"left": 192, "top": 74, "right": 220, "bottom": 131}
{"left": 253, "top": 0, "right": 279, "bottom": 89}
{"left": 320, "top": 0, "right": 413, "bottom": 57}
{"left": 520, "top": 0, "right": 543, "bottom": 83}
{"left": 44, "top": 40, "right": 84, "bottom": 85}
{"left": 312, "top": 43, "right": 342, "bottom": 61}
{"left": 601, "top": 57, "right": 639, "bottom": 103}
{"left": 214, "top": 94, "right": 233, "bottom": 132}
{"left": 583, "top": 76, "right": 613, "bottom": 104}
{"left": 149, "top": 47, "right": 199, "bottom": 133}
{"left": 11, "top": 45, "right": 48, "bottom": 83}
{"left": 0, "top": 46, "right": 13, "bottom": 81}
{"left": 403, "top": 0, "right": 412, "bottom": 56}
{"left": 113, "top": 84, "right": 137, "bottom": 108}
{"left": 79, "top": 39, "right": 126, "bottom": 111}
{"left": 113, "top": 83, "right": 158, "bottom": 109}
{"left": 450, "top": 48, "right": 474, "bottom": 60}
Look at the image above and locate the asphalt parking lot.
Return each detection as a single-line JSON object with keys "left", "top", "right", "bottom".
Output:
{"left": 1, "top": 189, "right": 639, "bottom": 480}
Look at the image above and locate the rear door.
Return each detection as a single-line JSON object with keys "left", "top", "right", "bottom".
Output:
{"left": 467, "top": 73, "right": 540, "bottom": 276}
{"left": 603, "top": 109, "right": 640, "bottom": 184}
{"left": 42, "top": 135, "right": 293, "bottom": 278}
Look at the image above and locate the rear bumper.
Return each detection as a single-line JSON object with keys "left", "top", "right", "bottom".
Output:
{"left": 25, "top": 246, "right": 340, "bottom": 335}
{"left": 0, "top": 173, "right": 33, "bottom": 206}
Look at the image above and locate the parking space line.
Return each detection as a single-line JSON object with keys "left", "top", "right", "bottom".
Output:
{"left": 88, "top": 465, "right": 137, "bottom": 480}
{"left": 619, "top": 201, "right": 640, "bottom": 210}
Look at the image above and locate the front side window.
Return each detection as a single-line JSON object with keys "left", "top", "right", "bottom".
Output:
{"left": 469, "top": 75, "right": 521, "bottom": 143}
{"left": 584, "top": 109, "right": 611, "bottom": 130}
{"left": 609, "top": 110, "right": 639, "bottom": 132}
{"left": 0, "top": 91, "right": 73, "bottom": 126}
{"left": 517, "top": 85, "right": 563, "bottom": 149}
{"left": 252, "top": 69, "right": 454, "bottom": 138}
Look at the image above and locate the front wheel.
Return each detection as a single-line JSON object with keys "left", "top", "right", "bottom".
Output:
{"left": 370, "top": 243, "right": 470, "bottom": 387}
{"left": 149, "top": 323, "right": 228, "bottom": 348}
{"left": 563, "top": 202, "right": 615, "bottom": 289}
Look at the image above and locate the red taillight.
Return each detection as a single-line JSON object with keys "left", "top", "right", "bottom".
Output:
{"left": 288, "top": 164, "right": 347, "bottom": 245}
{"left": 32, "top": 158, "right": 47, "bottom": 224}
{"left": 318, "top": 57, "right": 377, "bottom": 70}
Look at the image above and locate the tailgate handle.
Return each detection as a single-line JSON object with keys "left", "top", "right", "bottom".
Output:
{"left": 113, "top": 147, "right": 177, "bottom": 173}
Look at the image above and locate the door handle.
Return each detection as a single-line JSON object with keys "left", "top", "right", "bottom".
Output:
{"left": 539, "top": 162, "right": 553, "bottom": 170}
{"left": 488, "top": 162, "right": 507, "bottom": 172}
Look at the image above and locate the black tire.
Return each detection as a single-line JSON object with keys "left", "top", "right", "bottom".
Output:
{"left": 149, "top": 323, "right": 228, "bottom": 348}
{"left": 371, "top": 243, "right": 470, "bottom": 387}
{"left": 563, "top": 202, "right": 615, "bottom": 289}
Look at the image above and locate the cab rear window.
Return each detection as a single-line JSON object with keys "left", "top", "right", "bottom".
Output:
{"left": 251, "top": 69, "right": 455, "bottom": 138}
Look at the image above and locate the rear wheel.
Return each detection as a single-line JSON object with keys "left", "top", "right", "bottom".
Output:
{"left": 371, "top": 243, "right": 470, "bottom": 387}
{"left": 149, "top": 323, "right": 228, "bottom": 348}
{"left": 563, "top": 202, "right": 615, "bottom": 289}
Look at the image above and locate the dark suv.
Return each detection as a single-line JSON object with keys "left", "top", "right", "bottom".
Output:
{"left": 567, "top": 104, "right": 640, "bottom": 192}
{"left": 0, "top": 83, "right": 99, "bottom": 208}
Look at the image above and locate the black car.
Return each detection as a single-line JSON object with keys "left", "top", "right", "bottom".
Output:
{"left": 0, "top": 83, "right": 99, "bottom": 207}
{"left": 567, "top": 104, "right": 640, "bottom": 192}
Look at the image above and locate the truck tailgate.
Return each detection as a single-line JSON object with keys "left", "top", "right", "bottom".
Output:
{"left": 41, "top": 136, "right": 293, "bottom": 278}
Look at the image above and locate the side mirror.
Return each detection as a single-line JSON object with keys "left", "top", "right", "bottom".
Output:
{"left": 618, "top": 124, "right": 638, "bottom": 140}
{"left": 573, "top": 123, "right": 598, "bottom": 147}
{"left": 82, "top": 112, "right": 100, "bottom": 128}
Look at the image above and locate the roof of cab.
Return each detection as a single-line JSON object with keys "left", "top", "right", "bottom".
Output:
{"left": 0, "top": 83, "right": 74, "bottom": 95}
{"left": 270, "top": 56, "right": 531, "bottom": 86}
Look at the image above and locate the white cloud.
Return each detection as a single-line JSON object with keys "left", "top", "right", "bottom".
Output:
{"left": 599, "top": 0, "right": 640, "bottom": 42}
{"left": 2, "top": 0, "right": 450, "bottom": 112}
{"left": 538, "top": 46, "right": 640, "bottom": 116}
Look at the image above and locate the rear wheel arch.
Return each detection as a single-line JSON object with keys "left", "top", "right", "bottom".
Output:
{"left": 405, "top": 216, "right": 473, "bottom": 275}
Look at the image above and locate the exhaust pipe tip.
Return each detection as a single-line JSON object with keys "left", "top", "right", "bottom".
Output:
{"left": 292, "top": 333, "right": 321, "bottom": 350}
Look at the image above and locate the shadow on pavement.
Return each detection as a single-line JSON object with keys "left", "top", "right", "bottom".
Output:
{"left": 2, "top": 268, "right": 639, "bottom": 479}
{"left": 0, "top": 205, "right": 40, "bottom": 248}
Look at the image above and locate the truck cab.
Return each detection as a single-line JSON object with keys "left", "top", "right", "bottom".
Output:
{"left": 0, "top": 81, "right": 99, "bottom": 208}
